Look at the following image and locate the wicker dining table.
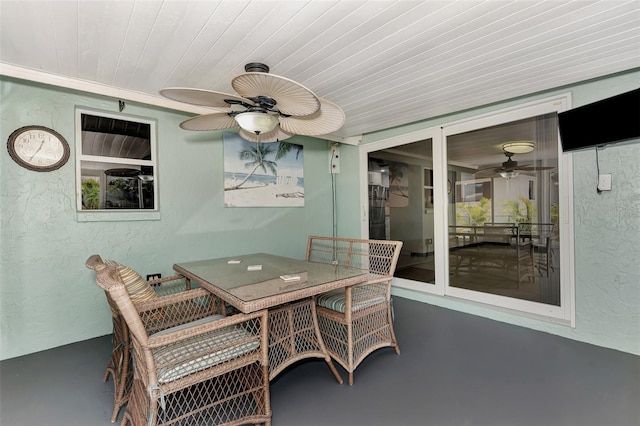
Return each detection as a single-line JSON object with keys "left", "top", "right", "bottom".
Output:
{"left": 173, "top": 253, "right": 367, "bottom": 383}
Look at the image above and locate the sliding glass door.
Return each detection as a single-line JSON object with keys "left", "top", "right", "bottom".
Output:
{"left": 361, "top": 94, "right": 574, "bottom": 323}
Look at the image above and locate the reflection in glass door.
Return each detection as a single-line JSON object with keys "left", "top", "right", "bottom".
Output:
{"left": 446, "top": 114, "right": 560, "bottom": 305}
{"left": 367, "top": 139, "right": 436, "bottom": 285}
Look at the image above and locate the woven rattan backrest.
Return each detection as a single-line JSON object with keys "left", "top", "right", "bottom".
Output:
{"left": 306, "top": 236, "right": 403, "bottom": 276}
{"left": 86, "top": 255, "right": 150, "bottom": 346}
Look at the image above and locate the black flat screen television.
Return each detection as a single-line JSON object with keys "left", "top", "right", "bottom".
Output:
{"left": 558, "top": 88, "right": 640, "bottom": 152}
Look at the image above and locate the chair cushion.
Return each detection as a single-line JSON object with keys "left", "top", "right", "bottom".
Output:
{"left": 150, "top": 315, "right": 259, "bottom": 384}
{"left": 316, "top": 288, "right": 386, "bottom": 313}
{"left": 104, "top": 259, "right": 157, "bottom": 303}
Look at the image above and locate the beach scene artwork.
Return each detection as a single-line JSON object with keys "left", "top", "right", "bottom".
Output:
{"left": 223, "top": 132, "right": 304, "bottom": 207}
{"left": 387, "top": 160, "right": 409, "bottom": 207}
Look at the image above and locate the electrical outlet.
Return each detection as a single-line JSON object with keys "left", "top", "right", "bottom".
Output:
{"left": 329, "top": 143, "right": 340, "bottom": 173}
{"left": 146, "top": 273, "right": 162, "bottom": 284}
{"left": 597, "top": 173, "right": 612, "bottom": 191}
{"left": 426, "top": 238, "right": 433, "bottom": 245}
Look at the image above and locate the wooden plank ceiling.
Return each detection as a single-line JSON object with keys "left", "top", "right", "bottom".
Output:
{"left": 1, "top": 0, "right": 639, "bottom": 146}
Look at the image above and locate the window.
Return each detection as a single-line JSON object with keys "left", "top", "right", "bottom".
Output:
{"left": 75, "top": 109, "right": 158, "bottom": 213}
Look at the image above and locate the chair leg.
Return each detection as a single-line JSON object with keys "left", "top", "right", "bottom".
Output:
{"left": 311, "top": 302, "right": 344, "bottom": 384}
{"left": 102, "top": 364, "right": 122, "bottom": 422}
{"left": 103, "top": 365, "right": 112, "bottom": 382}
{"left": 102, "top": 363, "right": 124, "bottom": 423}
{"left": 110, "top": 406, "right": 121, "bottom": 424}
{"left": 344, "top": 304, "right": 400, "bottom": 386}
{"left": 120, "top": 412, "right": 132, "bottom": 426}
{"left": 388, "top": 305, "right": 401, "bottom": 355}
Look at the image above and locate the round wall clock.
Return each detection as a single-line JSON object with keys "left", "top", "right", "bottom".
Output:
{"left": 7, "top": 125, "right": 70, "bottom": 172}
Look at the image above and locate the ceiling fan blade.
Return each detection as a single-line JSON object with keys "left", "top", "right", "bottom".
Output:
{"left": 179, "top": 112, "right": 238, "bottom": 131}
{"left": 279, "top": 98, "right": 346, "bottom": 136}
{"left": 238, "top": 127, "right": 294, "bottom": 143}
{"left": 160, "top": 87, "right": 251, "bottom": 108}
{"left": 517, "top": 165, "right": 556, "bottom": 172}
{"left": 474, "top": 167, "right": 501, "bottom": 178}
{"left": 232, "top": 73, "right": 320, "bottom": 116}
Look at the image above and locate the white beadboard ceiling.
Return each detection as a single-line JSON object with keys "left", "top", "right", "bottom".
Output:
{"left": 1, "top": 0, "right": 639, "bottom": 144}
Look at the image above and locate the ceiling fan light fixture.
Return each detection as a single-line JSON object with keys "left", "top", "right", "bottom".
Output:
{"left": 235, "top": 111, "right": 279, "bottom": 135}
{"left": 162, "top": 62, "right": 344, "bottom": 137}
{"left": 499, "top": 170, "right": 520, "bottom": 179}
{"left": 502, "top": 141, "right": 534, "bottom": 154}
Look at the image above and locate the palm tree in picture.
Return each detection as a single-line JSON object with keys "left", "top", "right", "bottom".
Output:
{"left": 228, "top": 142, "right": 278, "bottom": 190}
{"left": 274, "top": 141, "right": 302, "bottom": 161}
{"left": 388, "top": 163, "right": 408, "bottom": 198}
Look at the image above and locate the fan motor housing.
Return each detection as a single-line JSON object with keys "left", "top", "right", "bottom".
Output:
{"left": 245, "top": 62, "right": 270, "bottom": 73}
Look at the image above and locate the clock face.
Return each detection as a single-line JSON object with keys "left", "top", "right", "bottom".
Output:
{"left": 7, "top": 126, "right": 70, "bottom": 172}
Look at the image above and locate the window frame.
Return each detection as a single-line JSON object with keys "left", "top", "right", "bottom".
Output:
{"left": 75, "top": 107, "right": 160, "bottom": 222}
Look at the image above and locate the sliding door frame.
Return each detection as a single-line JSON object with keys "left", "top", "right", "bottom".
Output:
{"left": 359, "top": 93, "right": 576, "bottom": 325}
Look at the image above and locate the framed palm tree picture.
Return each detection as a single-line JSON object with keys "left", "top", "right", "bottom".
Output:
{"left": 223, "top": 132, "right": 304, "bottom": 207}
{"left": 386, "top": 160, "right": 409, "bottom": 207}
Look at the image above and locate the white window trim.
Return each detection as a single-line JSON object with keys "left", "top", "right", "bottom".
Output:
{"left": 359, "top": 93, "right": 575, "bottom": 326}
{"left": 75, "top": 107, "right": 160, "bottom": 222}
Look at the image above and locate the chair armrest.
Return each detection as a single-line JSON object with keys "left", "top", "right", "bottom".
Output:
{"left": 147, "top": 309, "right": 267, "bottom": 348}
{"left": 135, "top": 287, "right": 211, "bottom": 311}
{"left": 147, "top": 274, "right": 184, "bottom": 286}
{"left": 143, "top": 309, "right": 268, "bottom": 385}
{"left": 364, "top": 272, "right": 392, "bottom": 285}
{"left": 149, "top": 274, "right": 190, "bottom": 296}
{"left": 350, "top": 278, "right": 390, "bottom": 302}
{"left": 325, "top": 275, "right": 390, "bottom": 314}
{"left": 135, "top": 288, "right": 224, "bottom": 334}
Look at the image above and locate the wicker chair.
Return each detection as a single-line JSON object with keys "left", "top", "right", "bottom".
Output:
{"left": 102, "top": 276, "right": 188, "bottom": 423}
{"left": 519, "top": 222, "right": 556, "bottom": 276}
{"left": 87, "top": 256, "right": 215, "bottom": 422}
{"left": 306, "top": 236, "right": 403, "bottom": 385}
{"left": 87, "top": 255, "right": 271, "bottom": 426}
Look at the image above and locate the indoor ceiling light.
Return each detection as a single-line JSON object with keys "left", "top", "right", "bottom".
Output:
{"left": 499, "top": 170, "right": 520, "bottom": 179}
{"left": 234, "top": 111, "right": 279, "bottom": 135}
{"left": 502, "top": 141, "right": 534, "bottom": 154}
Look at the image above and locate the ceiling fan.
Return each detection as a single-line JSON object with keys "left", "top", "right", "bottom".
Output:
{"left": 159, "top": 63, "right": 345, "bottom": 143}
{"left": 474, "top": 144, "right": 555, "bottom": 179}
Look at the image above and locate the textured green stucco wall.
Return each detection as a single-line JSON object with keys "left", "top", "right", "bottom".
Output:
{"left": 0, "top": 77, "right": 337, "bottom": 360}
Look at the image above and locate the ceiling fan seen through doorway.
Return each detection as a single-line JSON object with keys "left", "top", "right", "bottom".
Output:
{"left": 160, "top": 63, "right": 345, "bottom": 143}
{"left": 474, "top": 141, "right": 555, "bottom": 179}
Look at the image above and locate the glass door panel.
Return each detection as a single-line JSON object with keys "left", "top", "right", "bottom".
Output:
{"left": 368, "top": 139, "right": 436, "bottom": 285}
{"left": 446, "top": 114, "right": 560, "bottom": 305}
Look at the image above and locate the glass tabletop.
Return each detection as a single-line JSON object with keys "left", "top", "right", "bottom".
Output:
{"left": 174, "top": 253, "right": 367, "bottom": 307}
